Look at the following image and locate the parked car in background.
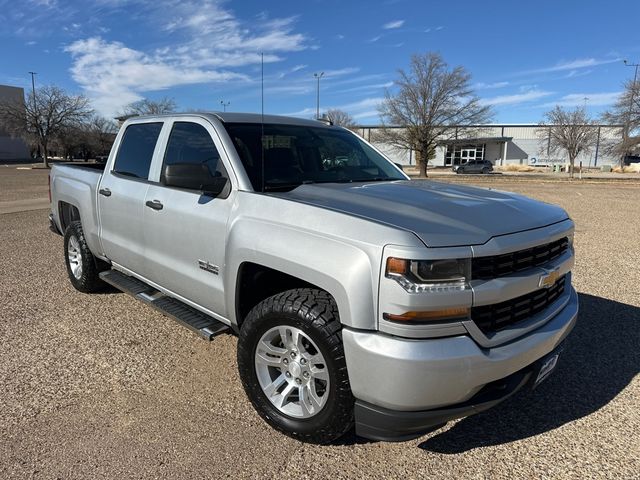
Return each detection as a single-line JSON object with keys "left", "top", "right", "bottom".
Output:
{"left": 453, "top": 159, "right": 493, "bottom": 174}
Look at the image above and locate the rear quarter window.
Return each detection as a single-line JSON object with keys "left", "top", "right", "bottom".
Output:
{"left": 113, "top": 122, "right": 163, "bottom": 179}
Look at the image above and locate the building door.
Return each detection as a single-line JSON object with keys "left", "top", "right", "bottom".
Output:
{"left": 460, "top": 148, "right": 476, "bottom": 164}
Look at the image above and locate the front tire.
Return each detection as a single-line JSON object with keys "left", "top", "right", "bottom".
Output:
{"left": 237, "top": 288, "right": 354, "bottom": 444}
{"left": 64, "top": 221, "right": 107, "bottom": 293}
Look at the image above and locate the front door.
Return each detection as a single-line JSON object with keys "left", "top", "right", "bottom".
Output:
{"left": 142, "top": 119, "right": 234, "bottom": 317}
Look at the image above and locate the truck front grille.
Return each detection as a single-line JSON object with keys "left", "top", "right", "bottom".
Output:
{"left": 471, "top": 275, "right": 566, "bottom": 334}
{"left": 472, "top": 237, "right": 569, "bottom": 280}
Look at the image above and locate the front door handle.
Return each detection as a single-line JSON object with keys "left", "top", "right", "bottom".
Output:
{"left": 145, "top": 200, "right": 163, "bottom": 211}
{"left": 99, "top": 188, "right": 111, "bottom": 197}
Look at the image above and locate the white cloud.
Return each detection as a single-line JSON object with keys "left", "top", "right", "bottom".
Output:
{"left": 277, "top": 64, "right": 307, "bottom": 79}
{"left": 335, "top": 81, "right": 394, "bottom": 94}
{"left": 66, "top": 37, "right": 246, "bottom": 115}
{"left": 564, "top": 69, "right": 592, "bottom": 79}
{"left": 323, "top": 67, "right": 360, "bottom": 78}
{"left": 522, "top": 57, "right": 620, "bottom": 75}
{"left": 368, "top": 35, "right": 382, "bottom": 43}
{"left": 383, "top": 20, "right": 404, "bottom": 29}
{"left": 64, "top": 0, "right": 309, "bottom": 116}
{"left": 284, "top": 97, "right": 384, "bottom": 120}
{"left": 474, "top": 81, "right": 509, "bottom": 90}
{"left": 480, "top": 89, "right": 554, "bottom": 106}
{"left": 540, "top": 92, "right": 622, "bottom": 108}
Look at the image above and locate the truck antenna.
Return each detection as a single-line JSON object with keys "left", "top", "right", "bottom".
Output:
{"left": 261, "top": 52, "right": 265, "bottom": 193}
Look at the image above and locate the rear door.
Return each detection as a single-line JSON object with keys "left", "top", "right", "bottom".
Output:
{"left": 98, "top": 121, "right": 164, "bottom": 274}
{"left": 142, "top": 118, "right": 235, "bottom": 317}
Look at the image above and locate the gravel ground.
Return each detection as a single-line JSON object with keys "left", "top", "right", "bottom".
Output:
{"left": 0, "top": 175, "right": 638, "bottom": 479}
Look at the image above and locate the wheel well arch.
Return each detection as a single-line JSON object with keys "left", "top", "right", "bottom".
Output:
{"left": 235, "top": 262, "right": 334, "bottom": 329}
{"left": 58, "top": 201, "right": 81, "bottom": 232}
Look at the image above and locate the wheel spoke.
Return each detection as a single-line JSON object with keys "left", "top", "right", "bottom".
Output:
{"left": 275, "top": 383, "right": 296, "bottom": 408}
{"left": 291, "top": 328, "right": 306, "bottom": 353}
{"left": 262, "top": 373, "right": 287, "bottom": 398}
{"left": 257, "top": 339, "right": 286, "bottom": 356}
{"left": 255, "top": 351, "right": 283, "bottom": 369}
{"left": 277, "top": 326, "right": 291, "bottom": 348}
{"left": 308, "top": 382, "right": 324, "bottom": 410}
{"left": 311, "top": 366, "right": 329, "bottom": 382}
{"left": 298, "top": 386, "right": 314, "bottom": 416}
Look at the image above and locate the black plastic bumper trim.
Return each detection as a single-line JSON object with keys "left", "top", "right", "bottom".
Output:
{"left": 355, "top": 364, "right": 536, "bottom": 442}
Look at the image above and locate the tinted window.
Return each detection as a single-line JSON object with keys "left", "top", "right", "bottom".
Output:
{"left": 113, "top": 123, "right": 163, "bottom": 179}
{"left": 162, "top": 122, "right": 228, "bottom": 182}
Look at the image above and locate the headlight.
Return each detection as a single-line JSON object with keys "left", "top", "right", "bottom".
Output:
{"left": 386, "top": 257, "right": 471, "bottom": 293}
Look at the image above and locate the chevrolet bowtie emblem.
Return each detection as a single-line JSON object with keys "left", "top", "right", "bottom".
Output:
{"left": 539, "top": 268, "right": 560, "bottom": 289}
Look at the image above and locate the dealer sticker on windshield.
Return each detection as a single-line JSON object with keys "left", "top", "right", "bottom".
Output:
{"left": 534, "top": 353, "right": 560, "bottom": 387}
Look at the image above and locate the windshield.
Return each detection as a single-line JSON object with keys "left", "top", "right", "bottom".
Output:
{"left": 223, "top": 123, "right": 406, "bottom": 191}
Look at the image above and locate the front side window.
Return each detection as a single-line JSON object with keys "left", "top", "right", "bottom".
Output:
{"left": 113, "top": 122, "right": 163, "bottom": 179}
{"left": 162, "top": 122, "right": 228, "bottom": 182}
{"left": 223, "top": 123, "right": 405, "bottom": 191}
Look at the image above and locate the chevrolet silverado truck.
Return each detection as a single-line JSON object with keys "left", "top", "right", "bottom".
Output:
{"left": 49, "top": 113, "right": 578, "bottom": 443}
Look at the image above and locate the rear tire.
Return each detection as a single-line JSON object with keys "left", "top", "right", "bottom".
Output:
{"left": 64, "top": 221, "right": 107, "bottom": 293}
{"left": 237, "top": 288, "right": 354, "bottom": 444}
{"left": 481, "top": 167, "right": 490, "bottom": 174}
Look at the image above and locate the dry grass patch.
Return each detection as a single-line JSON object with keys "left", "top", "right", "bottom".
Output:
{"left": 612, "top": 164, "right": 640, "bottom": 173}
{"left": 495, "top": 164, "right": 538, "bottom": 172}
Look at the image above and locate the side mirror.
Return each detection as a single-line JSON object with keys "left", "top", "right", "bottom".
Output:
{"left": 394, "top": 162, "right": 404, "bottom": 171}
{"left": 163, "top": 163, "right": 228, "bottom": 196}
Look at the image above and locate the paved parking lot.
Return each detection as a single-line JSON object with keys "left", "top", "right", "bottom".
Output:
{"left": 0, "top": 167, "right": 638, "bottom": 478}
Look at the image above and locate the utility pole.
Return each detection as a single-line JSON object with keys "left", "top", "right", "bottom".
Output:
{"left": 623, "top": 60, "right": 639, "bottom": 167}
{"left": 220, "top": 100, "right": 230, "bottom": 112}
{"left": 28, "top": 71, "right": 37, "bottom": 111}
{"left": 313, "top": 72, "right": 324, "bottom": 120}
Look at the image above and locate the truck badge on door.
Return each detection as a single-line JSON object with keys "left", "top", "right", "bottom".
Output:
{"left": 198, "top": 260, "right": 219, "bottom": 275}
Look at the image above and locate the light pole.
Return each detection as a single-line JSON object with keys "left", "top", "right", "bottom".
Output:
{"left": 220, "top": 100, "right": 230, "bottom": 112}
{"left": 623, "top": 60, "right": 639, "bottom": 166}
{"left": 28, "top": 71, "right": 37, "bottom": 111}
{"left": 313, "top": 72, "right": 324, "bottom": 119}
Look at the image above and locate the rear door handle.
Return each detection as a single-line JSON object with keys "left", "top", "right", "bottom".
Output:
{"left": 145, "top": 200, "right": 163, "bottom": 211}
{"left": 99, "top": 188, "right": 111, "bottom": 197}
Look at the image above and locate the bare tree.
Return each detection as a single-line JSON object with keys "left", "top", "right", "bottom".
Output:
{"left": 376, "top": 52, "right": 492, "bottom": 177}
{"left": 121, "top": 97, "right": 177, "bottom": 116}
{"left": 88, "top": 115, "right": 118, "bottom": 155}
{"left": 0, "top": 85, "right": 92, "bottom": 167}
{"left": 325, "top": 109, "right": 355, "bottom": 129}
{"left": 602, "top": 79, "right": 640, "bottom": 164}
{"left": 537, "top": 106, "right": 599, "bottom": 178}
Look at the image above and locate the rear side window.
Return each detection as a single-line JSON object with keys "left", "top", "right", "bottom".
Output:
{"left": 162, "top": 122, "right": 228, "bottom": 181}
{"left": 113, "top": 123, "right": 163, "bottom": 179}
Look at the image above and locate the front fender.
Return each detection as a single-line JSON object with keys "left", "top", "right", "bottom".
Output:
{"left": 224, "top": 218, "right": 378, "bottom": 329}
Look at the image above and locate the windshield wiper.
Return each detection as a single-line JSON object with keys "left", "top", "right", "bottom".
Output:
{"left": 332, "top": 177, "right": 392, "bottom": 183}
{"left": 263, "top": 180, "right": 315, "bottom": 192}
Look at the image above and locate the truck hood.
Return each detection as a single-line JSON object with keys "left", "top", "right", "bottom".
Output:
{"left": 276, "top": 180, "right": 569, "bottom": 247}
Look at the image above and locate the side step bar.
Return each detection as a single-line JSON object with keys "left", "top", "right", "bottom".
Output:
{"left": 100, "top": 269, "right": 230, "bottom": 340}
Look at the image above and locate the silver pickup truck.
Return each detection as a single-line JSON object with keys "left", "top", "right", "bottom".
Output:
{"left": 49, "top": 112, "right": 578, "bottom": 443}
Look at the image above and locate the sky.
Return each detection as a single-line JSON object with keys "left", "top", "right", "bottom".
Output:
{"left": 1, "top": 0, "right": 639, "bottom": 124}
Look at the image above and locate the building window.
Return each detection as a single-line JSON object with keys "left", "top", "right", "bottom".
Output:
{"left": 445, "top": 144, "right": 485, "bottom": 165}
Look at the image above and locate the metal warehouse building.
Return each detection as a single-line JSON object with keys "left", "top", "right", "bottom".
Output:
{"left": 356, "top": 124, "right": 622, "bottom": 168}
{"left": 0, "top": 84, "right": 30, "bottom": 161}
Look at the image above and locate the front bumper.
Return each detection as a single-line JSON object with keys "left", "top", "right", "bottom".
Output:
{"left": 343, "top": 286, "right": 578, "bottom": 440}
